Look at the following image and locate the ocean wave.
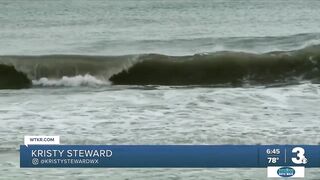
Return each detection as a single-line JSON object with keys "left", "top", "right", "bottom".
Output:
{"left": 86, "top": 32, "right": 320, "bottom": 55}
{"left": 110, "top": 47, "right": 320, "bottom": 86}
{"left": 0, "top": 45, "right": 320, "bottom": 88}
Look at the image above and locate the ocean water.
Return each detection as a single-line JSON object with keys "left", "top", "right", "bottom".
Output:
{"left": 1, "top": 0, "right": 320, "bottom": 55}
{"left": 1, "top": 0, "right": 320, "bottom": 179}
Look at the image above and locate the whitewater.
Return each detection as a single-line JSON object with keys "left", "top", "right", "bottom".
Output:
{"left": 1, "top": 0, "right": 320, "bottom": 179}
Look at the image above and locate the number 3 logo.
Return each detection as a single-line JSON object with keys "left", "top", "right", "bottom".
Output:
{"left": 292, "top": 147, "right": 308, "bottom": 164}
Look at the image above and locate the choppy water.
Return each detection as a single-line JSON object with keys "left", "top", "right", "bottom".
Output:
{"left": 1, "top": 0, "right": 320, "bottom": 55}
{"left": 1, "top": 0, "right": 320, "bottom": 179}
{"left": 1, "top": 84, "right": 320, "bottom": 179}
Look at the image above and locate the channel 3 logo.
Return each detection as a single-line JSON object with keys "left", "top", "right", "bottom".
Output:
{"left": 291, "top": 147, "right": 307, "bottom": 165}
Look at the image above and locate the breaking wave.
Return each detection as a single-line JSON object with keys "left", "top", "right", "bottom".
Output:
{"left": 0, "top": 45, "right": 320, "bottom": 88}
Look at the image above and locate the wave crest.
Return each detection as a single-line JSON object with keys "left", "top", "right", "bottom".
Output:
{"left": 1, "top": 45, "right": 320, "bottom": 87}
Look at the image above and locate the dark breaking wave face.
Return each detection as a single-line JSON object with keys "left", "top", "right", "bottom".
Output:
{"left": 0, "top": 45, "right": 320, "bottom": 88}
{"left": 0, "top": 64, "right": 31, "bottom": 89}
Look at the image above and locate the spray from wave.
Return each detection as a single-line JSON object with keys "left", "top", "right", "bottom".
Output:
{"left": 0, "top": 45, "right": 320, "bottom": 88}
{"left": 32, "top": 74, "right": 109, "bottom": 87}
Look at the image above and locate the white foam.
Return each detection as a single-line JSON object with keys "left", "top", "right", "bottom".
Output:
{"left": 32, "top": 74, "right": 109, "bottom": 87}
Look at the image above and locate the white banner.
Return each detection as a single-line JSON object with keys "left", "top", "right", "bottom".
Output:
{"left": 24, "top": 136, "right": 60, "bottom": 147}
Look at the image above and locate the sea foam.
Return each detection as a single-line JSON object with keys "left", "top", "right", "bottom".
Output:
{"left": 32, "top": 74, "right": 109, "bottom": 87}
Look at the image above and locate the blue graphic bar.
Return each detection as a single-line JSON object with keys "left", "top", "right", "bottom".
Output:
{"left": 20, "top": 145, "right": 320, "bottom": 168}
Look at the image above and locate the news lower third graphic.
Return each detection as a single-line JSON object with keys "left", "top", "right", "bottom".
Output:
{"left": 20, "top": 136, "right": 320, "bottom": 178}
